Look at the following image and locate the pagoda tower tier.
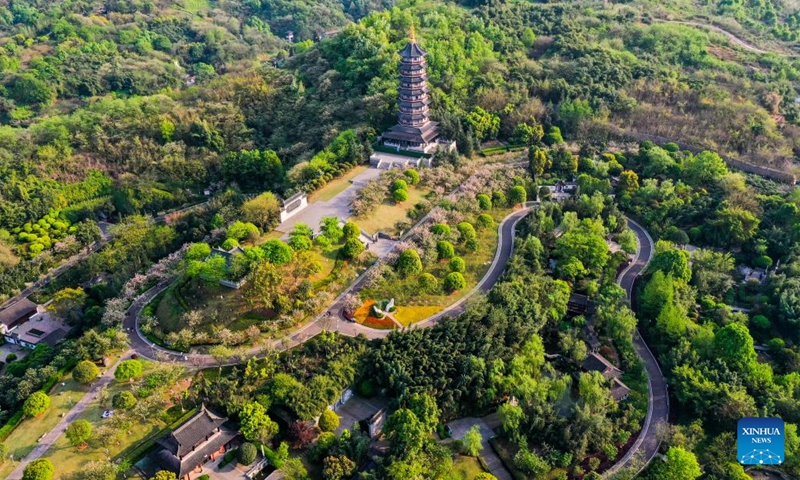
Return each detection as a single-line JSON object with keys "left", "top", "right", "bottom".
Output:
{"left": 381, "top": 37, "right": 441, "bottom": 149}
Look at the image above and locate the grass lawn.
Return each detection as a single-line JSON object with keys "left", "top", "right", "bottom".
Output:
{"left": 392, "top": 305, "right": 443, "bottom": 326}
{"left": 309, "top": 165, "right": 369, "bottom": 203}
{"left": 353, "top": 187, "right": 428, "bottom": 236}
{"left": 154, "top": 276, "right": 273, "bottom": 334}
{"left": 452, "top": 455, "right": 487, "bottom": 479}
{"left": 0, "top": 378, "right": 90, "bottom": 479}
{"left": 45, "top": 361, "right": 171, "bottom": 476}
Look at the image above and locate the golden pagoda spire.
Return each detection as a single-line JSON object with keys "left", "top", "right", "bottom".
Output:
{"left": 409, "top": 22, "right": 416, "bottom": 42}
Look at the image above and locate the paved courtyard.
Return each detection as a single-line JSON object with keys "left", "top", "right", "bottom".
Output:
{"left": 275, "top": 167, "right": 382, "bottom": 235}
{"left": 446, "top": 417, "right": 512, "bottom": 480}
{"left": 0, "top": 343, "right": 27, "bottom": 362}
{"left": 334, "top": 395, "right": 389, "bottom": 435}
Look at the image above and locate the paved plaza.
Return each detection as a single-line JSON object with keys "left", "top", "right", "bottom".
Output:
{"left": 275, "top": 167, "right": 382, "bottom": 236}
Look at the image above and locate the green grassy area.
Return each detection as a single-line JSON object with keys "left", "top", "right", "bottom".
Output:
{"left": 309, "top": 165, "right": 369, "bottom": 202}
{"left": 45, "top": 361, "right": 171, "bottom": 476}
{"left": 353, "top": 187, "right": 428, "bottom": 236}
{"left": 154, "top": 275, "right": 273, "bottom": 334}
{"left": 392, "top": 305, "right": 444, "bottom": 327}
{"left": 0, "top": 377, "right": 89, "bottom": 479}
{"left": 361, "top": 209, "right": 507, "bottom": 317}
{"left": 452, "top": 455, "right": 487, "bottom": 479}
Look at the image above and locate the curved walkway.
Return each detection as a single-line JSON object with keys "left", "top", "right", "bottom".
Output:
{"left": 124, "top": 210, "right": 668, "bottom": 476}
{"left": 123, "top": 206, "right": 535, "bottom": 366}
{"left": 605, "top": 218, "right": 668, "bottom": 477}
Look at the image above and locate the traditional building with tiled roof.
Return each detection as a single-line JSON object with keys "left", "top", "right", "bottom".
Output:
{"left": 152, "top": 405, "right": 239, "bottom": 479}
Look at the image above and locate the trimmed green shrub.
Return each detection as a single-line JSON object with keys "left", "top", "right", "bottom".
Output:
{"left": 393, "top": 188, "right": 409, "bottom": 203}
{"left": 476, "top": 214, "right": 494, "bottom": 229}
{"left": 431, "top": 223, "right": 451, "bottom": 235}
{"left": 477, "top": 194, "right": 492, "bottom": 210}
{"left": 437, "top": 241, "right": 455, "bottom": 260}
{"left": 444, "top": 272, "right": 466, "bottom": 292}
{"left": 419, "top": 273, "right": 438, "bottom": 293}
{"left": 396, "top": 250, "right": 423, "bottom": 278}
{"left": 449, "top": 257, "right": 466, "bottom": 273}
{"left": 239, "top": 442, "right": 257, "bottom": 465}
{"left": 318, "top": 410, "right": 340, "bottom": 432}
{"left": 73, "top": 360, "right": 99, "bottom": 384}
{"left": 342, "top": 238, "right": 365, "bottom": 259}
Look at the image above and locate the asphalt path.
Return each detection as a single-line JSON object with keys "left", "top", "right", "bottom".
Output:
{"left": 605, "top": 218, "right": 669, "bottom": 477}
{"left": 123, "top": 210, "right": 669, "bottom": 476}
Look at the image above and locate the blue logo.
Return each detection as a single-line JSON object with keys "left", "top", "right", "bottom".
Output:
{"left": 738, "top": 417, "right": 784, "bottom": 465}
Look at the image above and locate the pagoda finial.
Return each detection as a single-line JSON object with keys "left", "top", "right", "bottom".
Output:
{"left": 409, "top": 22, "right": 416, "bottom": 42}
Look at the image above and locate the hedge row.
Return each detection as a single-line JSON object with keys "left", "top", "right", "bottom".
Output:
{"left": 372, "top": 144, "right": 431, "bottom": 158}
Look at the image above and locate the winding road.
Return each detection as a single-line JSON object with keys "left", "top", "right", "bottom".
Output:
{"left": 122, "top": 207, "right": 667, "bottom": 476}
{"left": 605, "top": 218, "right": 668, "bottom": 477}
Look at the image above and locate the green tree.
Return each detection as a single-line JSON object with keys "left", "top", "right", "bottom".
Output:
{"left": 186, "top": 243, "right": 212, "bottom": 261}
{"left": 651, "top": 447, "right": 702, "bottom": 480}
{"left": 404, "top": 169, "right": 420, "bottom": 185}
{"left": 22, "top": 459, "right": 54, "bottom": 480}
{"left": 521, "top": 27, "right": 536, "bottom": 47}
{"left": 281, "top": 458, "right": 308, "bottom": 480}
{"left": 74, "top": 219, "right": 102, "bottom": 246}
{"left": 618, "top": 170, "right": 639, "bottom": 193}
{"left": 0, "top": 443, "right": 6, "bottom": 463}
{"left": 66, "top": 419, "right": 92, "bottom": 446}
{"left": 239, "top": 442, "right": 258, "bottom": 465}
{"left": 227, "top": 221, "right": 260, "bottom": 242}
{"left": 444, "top": 272, "right": 466, "bottom": 292}
{"left": 466, "top": 107, "right": 500, "bottom": 141}
{"left": 320, "top": 217, "right": 344, "bottom": 243}
{"left": 477, "top": 194, "right": 492, "bottom": 210}
{"left": 708, "top": 207, "right": 760, "bottom": 247}
{"left": 150, "top": 472, "right": 177, "bottom": 480}
{"left": 393, "top": 188, "right": 409, "bottom": 203}
{"left": 497, "top": 403, "right": 524, "bottom": 441}
{"left": 73, "top": 360, "right": 100, "bottom": 384}
{"left": 437, "top": 241, "right": 455, "bottom": 260}
{"left": 649, "top": 247, "right": 691, "bottom": 283}
{"left": 449, "top": 257, "right": 466, "bottom": 273}
{"left": 461, "top": 425, "right": 483, "bottom": 456}
{"left": 508, "top": 186, "right": 527, "bottom": 206}
{"left": 512, "top": 122, "right": 544, "bottom": 146}
{"left": 457, "top": 222, "right": 476, "bottom": 242}
{"left": 49, "top": 287, "right": 88, "bottom": 321}
{"left": 544, "top": 126, "right": 564, "bottom": 145}
{"left": 402, "top": 392, "right": 440, "bottom": 432}
{"left": 262, "top": 239, "right": 294, "bottom": 265}
{"left": 528, "top": 147, "right": 551, "bottom": 179}
{"left": 384, "top": 408, "right": 427, "bottom": 457}
{"left": 115, "top": 359, "right": 143, "bottom": 381}
{"left": 342, "top": 221, "right": 360, "bottom": 240}
{"left": 112, "top": 390, "right": 137, "bottom": 409}
{"left": 322, "top": 455, "right": 355, "bottom": 480}
{"left": 392, "top": 179, "right": 409, "bottom": 191}
{"left": 714, "top": 323, "right": 757, "bottom": 374}
{"left": 684, "top": 151, "right": 728, "bottom": 185}
{"left": 23, "top": 391, "right": 51, "bottom": 417}
{"left": 396, "top": 250, "right": 423, "bottom": 278}
{"left": 241, "top": 192, "right": 281, "bottom": 231}
{"left": 341, "top": 238, "right": 364, "bottom": 259}
{"left": 477, "top": 214, "right": 495, "bottom": 229}
{"left": 240, "top": 401, "right": 279, "bottom": 443}
{"left": 418, "top": 273, "right": 438, "bottom": 293}
{"left": 318, "top": 410, "right": 340, "bottom": 432}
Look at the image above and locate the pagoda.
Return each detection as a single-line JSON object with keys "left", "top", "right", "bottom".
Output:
{"left": 380, "top": 30, "right": 442, "bottom": 152}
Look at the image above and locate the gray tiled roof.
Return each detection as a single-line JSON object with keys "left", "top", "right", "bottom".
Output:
{"left": 0, "top": 298, "right": 37, "bottom": 326}
{"left": 156, "top": 405, "right": 228, "bottom": 457}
